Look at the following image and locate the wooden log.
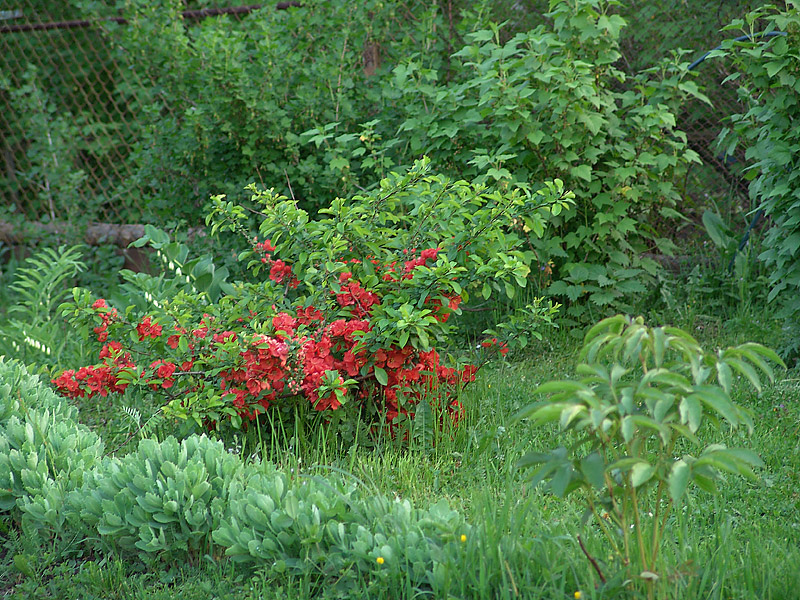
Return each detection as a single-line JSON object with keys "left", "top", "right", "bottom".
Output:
{"left": 0, "top": 220, "right": 205, "bottom": 272}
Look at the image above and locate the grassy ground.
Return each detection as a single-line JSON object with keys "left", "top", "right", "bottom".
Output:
{"left": 1, "top": 314, "right": 799, "bottom": 599}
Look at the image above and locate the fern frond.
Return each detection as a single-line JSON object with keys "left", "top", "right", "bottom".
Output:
{"left": 122, "top": 405, "right": 142, "bottom": 429}
{"left": 9, "top": 245, "right": 85, "bottom": 324}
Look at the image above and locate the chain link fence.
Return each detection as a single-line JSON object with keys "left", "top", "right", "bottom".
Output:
{"left": 0, "top": 1, "right": 271, "bottom": 226}
{"left": 618, "top": 0, "right": 765, "bottom": 221}
{"left": 0, "top": 0, "right": 766, "bottom": 228}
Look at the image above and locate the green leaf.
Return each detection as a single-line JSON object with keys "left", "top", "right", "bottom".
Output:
{"left": 373, "top": 367, "right": 389, "bottom": 386}
{"left": 516, "top": 451, "right": 551, "bottom": 469}
{"left": 630, "top": 461, "right": 655, "bottom": 487}
{"left": 692, "top": 471, "right": 717, "bottom": 494}
{"left": 519, "top": 402, "right": 568, "bottom": 425}
{"left": 723, "top": 356, "right": 761, "bottom": 394}
{"left": 534, "top": 380, "right": 589, "bottom": 396}
{"left": 621, "top": 415, "right": 634, "bottom": 443}
{"left": 691, "top": 386, "right": 739, "bottom": 426}
{"left": 631, "top": 415, "right": 671, "bottom": 445}
{"left": 668, "top": 459, "right": 691, "bottom": 503}
{"left": 580, "top": 452, "right": 605, "bottom": 489}
{"left": 679, "top": 395, "right": 702, "bottom": 433}
{"left": 715, "top": 360, "right": 733, "bottom": 394}
{"left": 702, "top": 210, "right": 734, "bottom": 250}
{"left": 570, "top": 164, "right": 592, "bottom": 182}
{"left": 550, "top": 463, "right": 574, "bottom": 497}
{"left": 13, "top": 554, "right": 35, "bottom": 578}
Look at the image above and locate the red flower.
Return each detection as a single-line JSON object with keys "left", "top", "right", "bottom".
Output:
{"left": 136, "top": 316, "right": 162, "bottom": 340}
{"left": 94, "top": 325, "right": 108, "bottom": 342}
{"left": 270, "top": 260, "right": 291, "bottom": 283}
{"left": 212, "top": 331, "right": 237, "bottom": 344}
{"left": 52, "top": 369, "right": 83, "bottom": 399}
{"left": 296, "top": 306, "right": 324, "bottom": 324}
{"left": 167, "top": 332, "right": 181, "bottom": 349}
{"left": 420, "top": 247, "right": 440, "bottom": 261}
{"left": 149, "top": 360, "right": 176, "bottom": 389}
{"left": 272, "top": 312, "right": 296, "bottom": 337}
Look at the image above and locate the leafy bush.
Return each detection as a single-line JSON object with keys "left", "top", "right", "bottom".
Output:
{"left": 515, "top": 315, "right": 782, "bottom": 597}
{"left": 88, "top": 0, "right": 470, "bottom": 222}
{"left": 714, "top": 5, "right": 800, "bottom": 354}
{"left": 66, "top": 435, "right": 241, "bottom": 560}
{"left": 213, "top": 466, "right": 357, "bottom": 568}
{"left": 215, "top": 467, "right": 468, "bottom": 593}
{"left": 53, "top": 160, "right": 565, "bottom": 437}
{"left": 314, "top": 0, "right": 707, "bottom": 320}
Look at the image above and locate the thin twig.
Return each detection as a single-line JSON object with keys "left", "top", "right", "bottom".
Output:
{"left": 577, "top": 534, "right": 607, "bottom": 584}
{"left": 284, "top": 168, "right": 295, "bottom": 200}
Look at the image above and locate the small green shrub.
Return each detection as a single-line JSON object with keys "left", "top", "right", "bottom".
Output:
{"left": 515, "top": 314, "right": 783, "bottom": 598}
{"left": 213, "top": 467, "right": 359, "bottom": 569}
{"left": 0, "top": 358, "right": 104, "bottom": 536}
{"left": 214, "top": 466, "right": 469, "bottom": 593}
{"left": 66, "top": 435, "right": 241, "bottom": 561}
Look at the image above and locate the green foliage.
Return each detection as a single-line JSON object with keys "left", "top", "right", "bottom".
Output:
{"left": 0, "top": 245, "right": 89, "bottom": 370}
{"left": 653, "top": 210, "right": 771, "bottom": 325}
{"left": 319, "top": 0, "right": 706, "bottom": 320}
{"left": 0, "top": 358, "right": 104, "bottom": 531}
{"left": 514, "top": 315, "right": 783, "bottom": 597}
{"left": 66, "top": 435, "right": 241, "bottom": 560}
{"left": 215, "top": 466, "right": 468, "bottom": 593}
{"left": 122, "top": 224, "right": 234, "bottom": 307}
{"left": 714, "top": 4, "right": 800, "bottom": 355}
{"left": 93, "top": 0, "right": 466, "bottom": 221}
{"left": 215, "top": 157, "right": 569, "bottom": 313}
{"left": 616, "top": 0, "right": 765, "bottom": 71}
{"left": 0, "top": 66, "right": 91, "bottom": 222}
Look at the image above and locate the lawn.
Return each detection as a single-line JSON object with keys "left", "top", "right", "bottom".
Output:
{"left": 3, "top": 316, "right": 798, "bottom": 600}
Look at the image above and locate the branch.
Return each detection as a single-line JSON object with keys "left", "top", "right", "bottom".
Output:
{"left": 577, "top": 534, "right": 607, "bottom": 584}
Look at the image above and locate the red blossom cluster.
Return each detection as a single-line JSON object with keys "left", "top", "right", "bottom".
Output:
{"left": 91, "top": 298, "right": 118, "bottom": 342}
{"left": 53, "top": 341, "right": 134, "bottom": 398}
{"left": 335, "top": 272, "right": 380, "bottom": 318}
{"left": 374, "top": 346, "right": 476, "bottom": 422}
{"left": 136, "top": 316, "right": 162, "bottom": 341}
{"left": 148, "top": 359, "right": 177, "bottom": 389}
{"left": 428, "top": 294, "right": 462, "bottom": 323}
{"left": 255, "top": 238, "right": 300, "bottom": 288}
{"left": 481, "top": 337, "right": 509, "bottom": 356}
{"left": 402, "top": 247, "right": 440, "bottom": 279}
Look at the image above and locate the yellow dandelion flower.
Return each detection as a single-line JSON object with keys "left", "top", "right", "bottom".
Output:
{"left": 376, "top": 556, "right": 385, "bottom": 565}
{"left": 574, "top": 591, "right": 582, "bottom": 599}
{"left": 460, "top": 534, "right": 467, "bottom": 543}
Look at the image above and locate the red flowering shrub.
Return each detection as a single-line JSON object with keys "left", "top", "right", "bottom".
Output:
{"left": 55, "top": 160, "right": 565, "bottom": 434}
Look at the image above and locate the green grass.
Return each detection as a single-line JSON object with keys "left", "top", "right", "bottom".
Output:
{"left": 2, "top": 315, "right": 799, "bottom": 599}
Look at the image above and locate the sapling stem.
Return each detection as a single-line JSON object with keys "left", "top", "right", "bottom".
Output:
{"left": 587, "top": 497, "right": 621, "bottom": 557}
